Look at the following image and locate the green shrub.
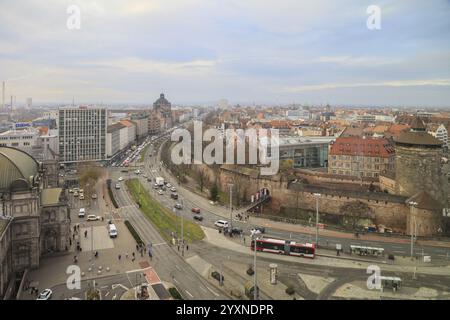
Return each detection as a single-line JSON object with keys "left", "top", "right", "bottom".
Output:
{"left": 107, "top": 186, "right": 119, "bottom": 208}
{"left": 124, "top": 220, "right": 144, "bottom": 246}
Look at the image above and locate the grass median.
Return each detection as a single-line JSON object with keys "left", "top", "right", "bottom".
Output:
{"left": 140, "top": 144, "right": 149, "bottom": 162}
{"left": 126, "top": 178, "right": 205, "bottom": 243}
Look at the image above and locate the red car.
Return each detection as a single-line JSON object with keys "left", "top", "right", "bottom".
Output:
{"left": 191, "top": 208, "right": 201, "bottom": 214}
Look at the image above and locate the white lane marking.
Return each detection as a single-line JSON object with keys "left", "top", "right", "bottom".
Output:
{"left": 185, "top": 290, "right": 194, "bottom": 298}
{"left": 173, "top": 278, "right": 179, "bottom": 284}
{"left": 153, "top": 242, "right": 167, "bottom": 246}
{"left": 206, "top": 286, "right": 220, "bottom": 297}
{"left": 175, "top": 265, "right": 181, "bottom": 271}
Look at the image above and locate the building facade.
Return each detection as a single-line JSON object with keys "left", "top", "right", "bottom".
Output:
{"left": 0, "top": 147, "right": 70, "bottom": 299}
{"left": 58, "top": 107, "right": 107, "bottom": 163}
{"left": 152, "top": 93, "right": 172, "bottom": 130}
{"left": 328, "top": 137, "right": 395, "bottom": 178}
{"left": 276, "top": 136, "right": 334, "bottom": 168}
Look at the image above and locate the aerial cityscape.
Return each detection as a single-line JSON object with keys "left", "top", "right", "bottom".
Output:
{"left": 1, "top": 0, "right": 450, "bottom": 308}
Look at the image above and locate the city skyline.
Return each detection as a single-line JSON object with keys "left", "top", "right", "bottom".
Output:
{"left": 1, "top": 0, "right": 450, "bottom": 106}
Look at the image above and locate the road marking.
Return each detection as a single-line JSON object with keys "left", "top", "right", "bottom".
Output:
{"left": 153, "top": 242, "right": 167, "bottom": 247}
{"left": 200, "top": 287, "right": 207, "bottom": 293}
{"left": 111, "top": 284, "right": 129, "bottom": 291}
{"left": 185, "top": 290, "right": 194, "bottom": 298}
{"left": 206, "top": 286, "right": 220, "bottom": 297}
{"left": 393, "top": 250, "right": 405, "bottom": 254}
{"left": 175, "top": 265, "right": 181, "bottom": 271}
{"left": 173, "top": 278, "right": 179, "bottom": 284}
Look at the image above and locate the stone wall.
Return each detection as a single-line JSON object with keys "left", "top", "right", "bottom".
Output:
{"left": 219, "top": 167, "right": 408, "bottom": 232}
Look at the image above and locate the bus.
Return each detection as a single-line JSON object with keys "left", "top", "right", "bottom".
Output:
{"left": 350, "top": 245, "right": 384, "bottom": 257}
{"left": 250, "top": 237, "right": 315, "bottom": 259}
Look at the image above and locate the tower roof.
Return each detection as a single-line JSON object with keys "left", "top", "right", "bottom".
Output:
{"left": 410, "top": 116, "right": 426, "bottom": 131}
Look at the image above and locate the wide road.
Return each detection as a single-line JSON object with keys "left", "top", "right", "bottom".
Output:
{"left": 146, "top": 136, "right": 450, "bottom": 262}
{"left": 109, "top": 168, "right": 228, "bottom": 300}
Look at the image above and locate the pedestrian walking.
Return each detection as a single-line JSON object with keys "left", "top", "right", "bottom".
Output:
{"left": 73, "top": 255, "right": 78, "bottom": 263}
{"left": 125, "top": 252, "right": 128, "bottom": 259}
{"left": 132, "top": 252, "right": 135, "bottom": 258}
{"left": 118, "top": 254, "right": 121, "bottom": 260}
{"left": 84, "top": 230, "right": 88, "bottom": 238}
{"left": 186, "top": 244, "right": 189, "bottom": 251}
{"left": 136, "top": 244, "right": 139, "bottom": 251}
{"left": 243, "top": 237, "right": 246, "bottom": 245}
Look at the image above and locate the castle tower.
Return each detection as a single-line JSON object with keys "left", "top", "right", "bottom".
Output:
{"left": 394, "top": 117, "right": 445, "bottom": 201}
{"left": 394, "top": 117, "right": 447, "bottom": 236}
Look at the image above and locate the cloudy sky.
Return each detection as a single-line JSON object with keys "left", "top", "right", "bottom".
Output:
{"left": 1, "top": 0, "right": 450, "bottom": 106}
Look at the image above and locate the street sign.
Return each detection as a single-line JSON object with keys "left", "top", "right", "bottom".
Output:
{"left": 423, "top": 256, "right": 431, "bottom": 263}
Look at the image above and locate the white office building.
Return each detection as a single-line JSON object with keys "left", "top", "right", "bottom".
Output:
{"left": 58, "top": 106, "right": 107, "bottom": 163}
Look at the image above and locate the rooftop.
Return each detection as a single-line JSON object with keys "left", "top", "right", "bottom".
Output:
{"left": 329, "top": 137, "right": 395, "bottom": 158}
{"left": 0, "top": 147, "right": 40, "bottom": 192}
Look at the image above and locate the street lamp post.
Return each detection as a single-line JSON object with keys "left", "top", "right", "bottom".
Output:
{"left": 313, "top": 193, "right": 321, "bottom": 247}
{"left": 229, "top": 184, "right": 233, "bottom": 229}
{"left": 408, "top": 201, "right": 418, "bottom": 259}
{"left": 252, "top": 234, "right": 258, "bottom": 300}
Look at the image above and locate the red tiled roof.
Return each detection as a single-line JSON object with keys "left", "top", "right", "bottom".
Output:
{"left": 329, "top": 137, "right": 395, "bottom": 158}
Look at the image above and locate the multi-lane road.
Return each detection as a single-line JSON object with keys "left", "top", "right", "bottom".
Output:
{"left": 144, "top": 134, "right": 450, "bottom": 262}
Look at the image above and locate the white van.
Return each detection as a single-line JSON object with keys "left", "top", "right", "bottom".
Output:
{"left": 108, "top": 224, "right": 118, "bottom": 238}
{"left": 214, "top": 220, "right": 229, "bottom": 229}
{"left": 78, "top": 208, "right": 85, "bottom": 218}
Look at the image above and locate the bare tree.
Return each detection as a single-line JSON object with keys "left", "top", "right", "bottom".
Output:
{"left": 339, "top": 200, "right": 373, "bottom": 230}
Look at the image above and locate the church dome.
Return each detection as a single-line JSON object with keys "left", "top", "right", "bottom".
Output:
{"left": 0, "top": 147, "right": 40, "bottom": 192}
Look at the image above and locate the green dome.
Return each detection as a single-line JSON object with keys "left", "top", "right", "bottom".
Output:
{"left": 0, "top": 147, "right": 40, "bottom": 192}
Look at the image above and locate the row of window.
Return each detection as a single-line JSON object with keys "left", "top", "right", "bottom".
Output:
{"left": 331, "top": 170, "right": 379, "bottom": 178}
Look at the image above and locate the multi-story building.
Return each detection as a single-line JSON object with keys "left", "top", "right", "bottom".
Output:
{"left": 119, "top": 120, "right": 137, "bottom": 146}
{"left": 58, "top": 106, "right": 107, "bottom": 163}
{"left": 427, "top": 123, "right": 448, "bottom": 150}
{"left": 106, "top": 123, "right": 125, "bottom": 158}
{"left": 356, "top": 114, "right": 376, "bottom": 123}
{"left": 0, "top": 127, "right": 58, "bottom": 161}
{"left": 130, "top": 113, "right": 149, "bottom": 142}
{"left": 328, "top": 136, "right": 395, "bottom": 178}
{"left": 148, "top": 110, "right": 162, "bottom": 135}
{"left": 0, "top": 147, "right": 70, "bottom": 299}
{"left": 274, "top": 136, "right": 335, "bottom": 168}
{"left": 152, "top": 93, "right": 172, "bottom": 130}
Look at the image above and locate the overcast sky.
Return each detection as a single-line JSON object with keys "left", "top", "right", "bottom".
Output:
{"left": 1, "top": 0, "right": 450, "bottom": 107}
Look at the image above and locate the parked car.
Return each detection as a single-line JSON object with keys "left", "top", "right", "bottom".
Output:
{"left": 79, "top": 194, "right": 85, "bottom": 200}
{"left": 191, "top": 207, "right": 201, "bottom": 214}
{"left": 157, "top": 190, "right": 164, "bottom": 195}
{"left": 91, "top": 193, "right": 98, "bottom": 199}
{"left": 170, "top": 187, "right": 176, "bottom": 192}
{"left": 78, "top": 208, "right": 86, "bottom": 218}
{"left": 37, "top": 289, "right": 52, "bottom": 300}
{"left": 87, "top": 215, "right": 100, "bottom": 221}
{"left": 118, "top": 177, "right": 124, "bottom": 181}
{"left": 193, "top": 215, "right": 204, "bottom": 221}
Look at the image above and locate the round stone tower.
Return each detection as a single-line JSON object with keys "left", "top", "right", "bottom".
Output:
{"left": 394, "top": 117, "right": 446, "bottom": 204}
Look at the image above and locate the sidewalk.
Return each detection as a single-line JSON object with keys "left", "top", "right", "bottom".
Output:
{"left": 159, "top": 153, "right": 450, "bottom": 250}
{"left": 201, "top": 226, "right": 450, "bottom": 276}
